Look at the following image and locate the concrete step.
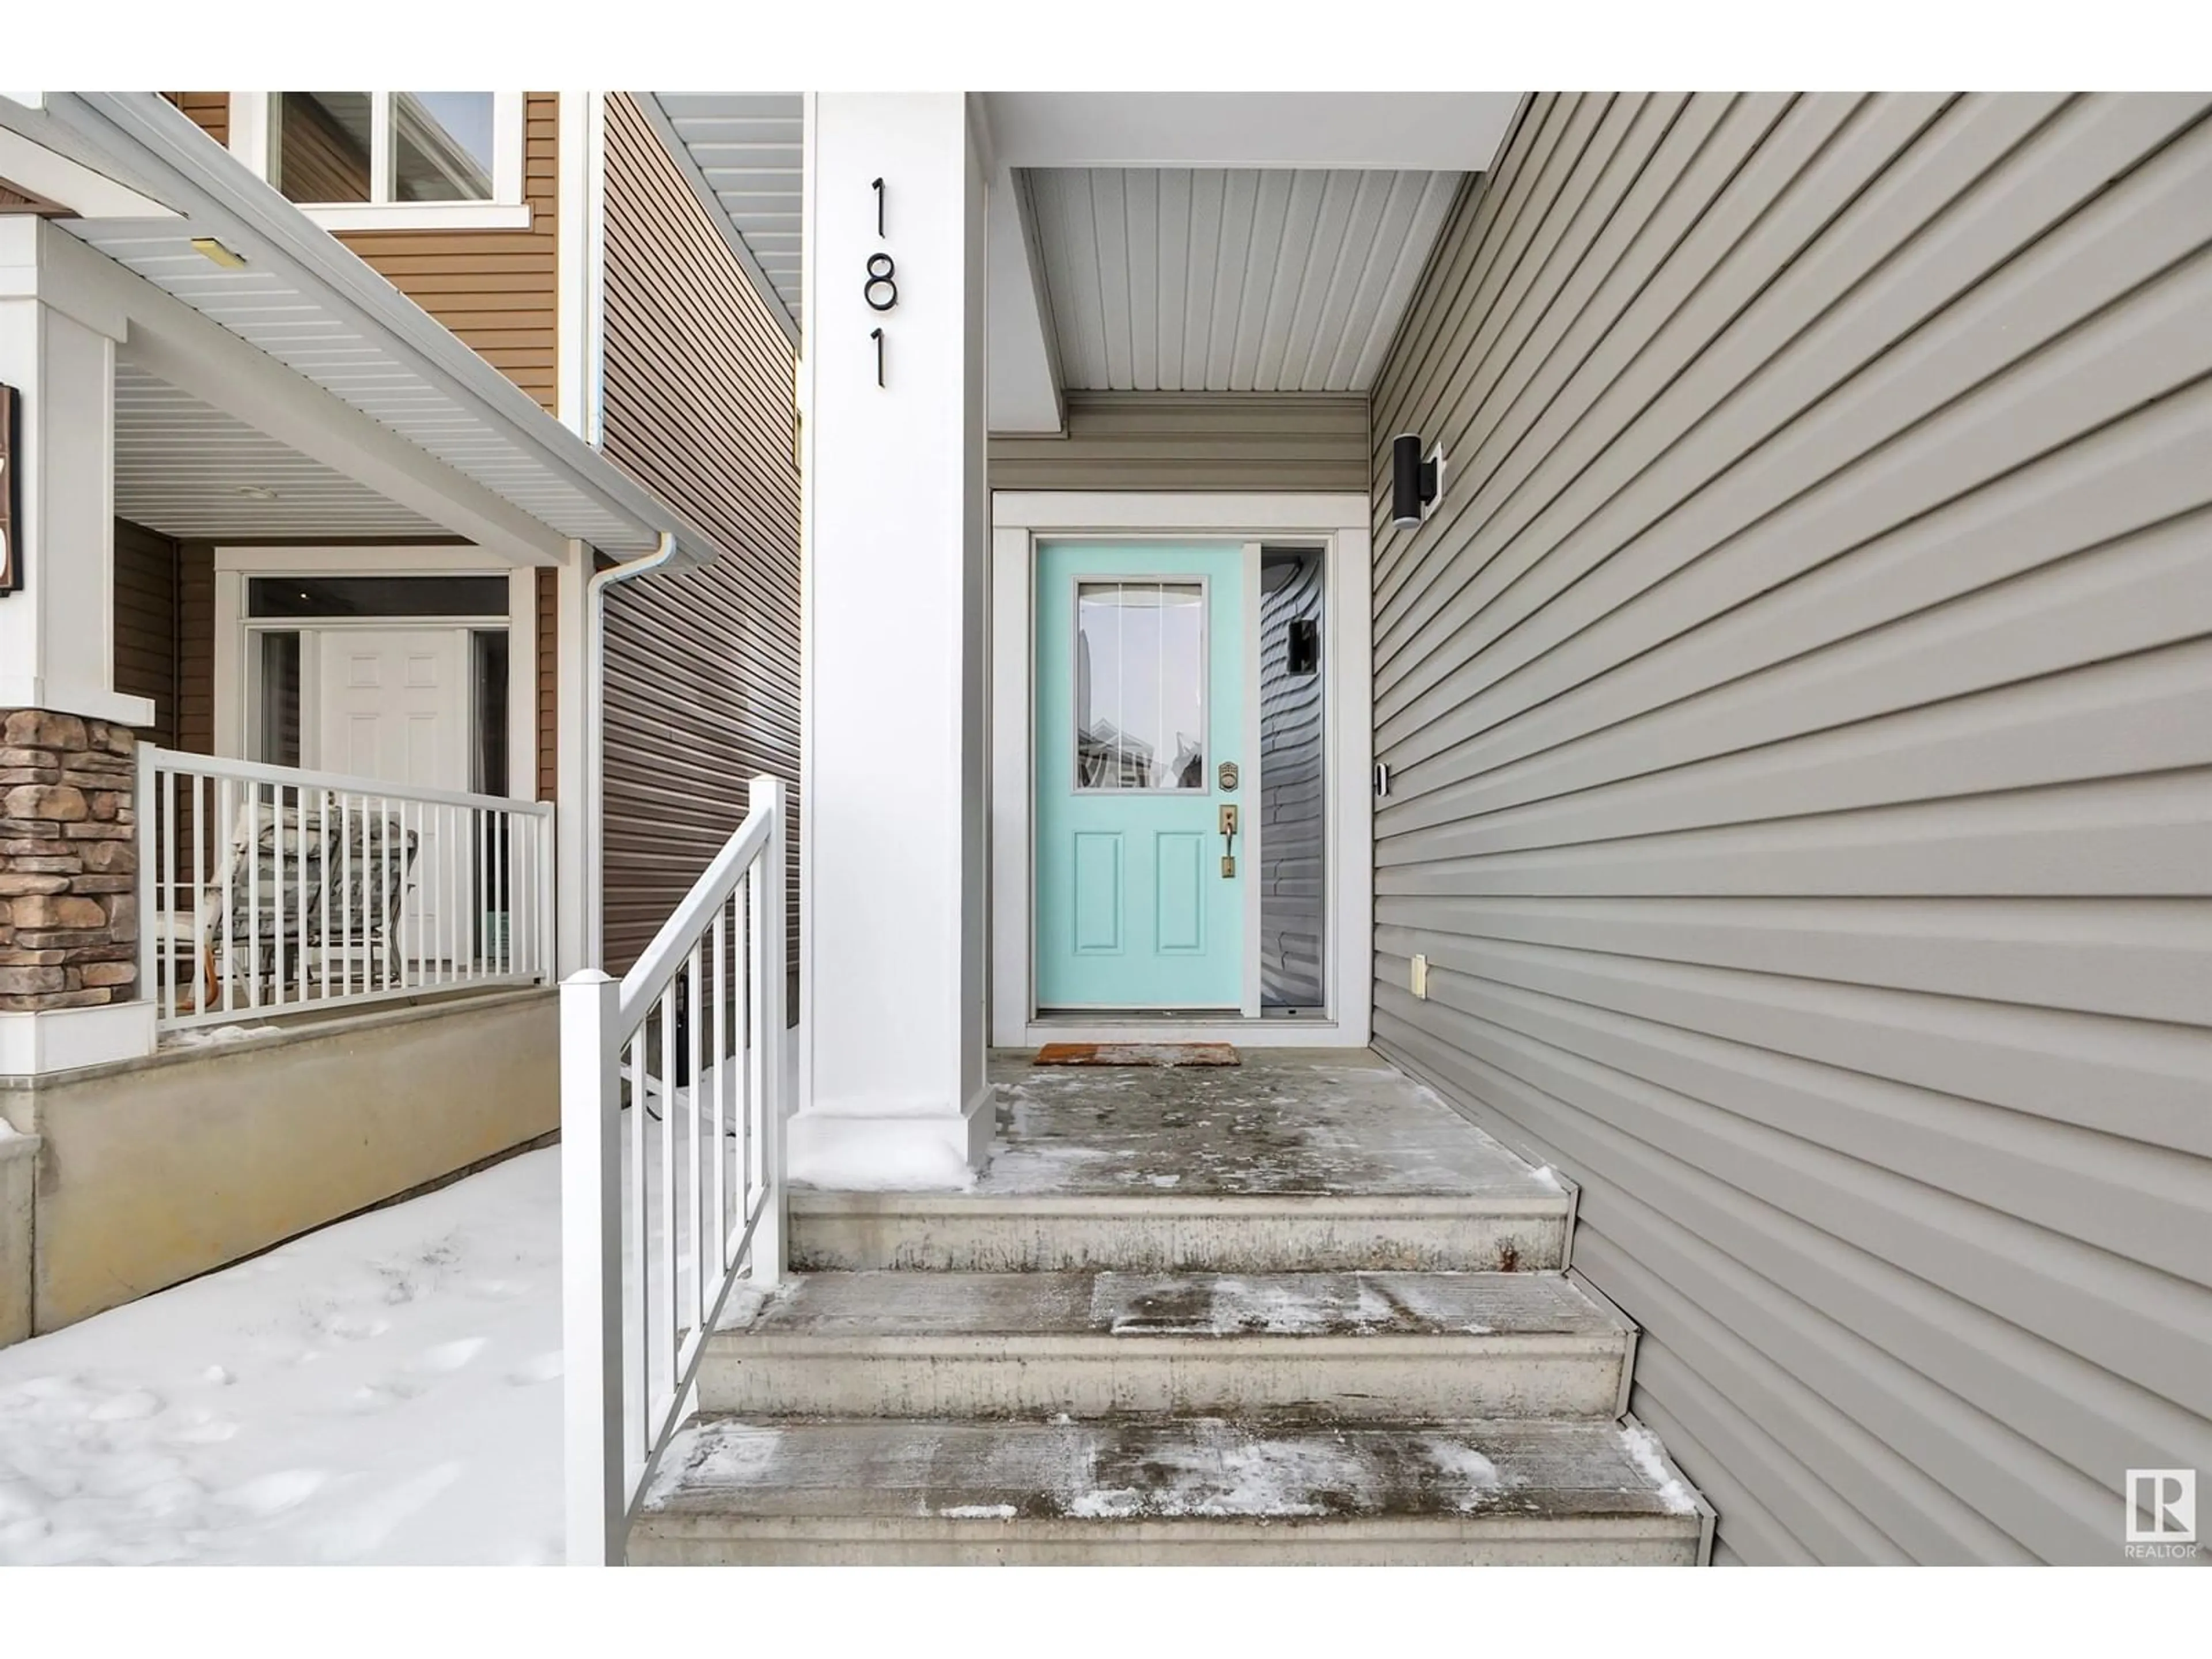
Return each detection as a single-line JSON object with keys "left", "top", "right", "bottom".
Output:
{"left": 700, "top": 1270, "right": 1634, "bottom": 1421}
{"left": 632, "top": 1414, "right": 1713, "bottom": 1565}
{"left": 790, "top": 1187, "right": 1573, "bottom": 1274}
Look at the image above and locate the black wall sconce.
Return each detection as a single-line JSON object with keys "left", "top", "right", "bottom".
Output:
{"left": 1391, "top": 432, "right": 1444, "bottom": 528}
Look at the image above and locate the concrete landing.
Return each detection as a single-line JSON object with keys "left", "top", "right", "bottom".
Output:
{"left": 633, "top": 1414, "right": 1711, "bottom": 1565}
{"left": 978, "top": 1047, "right": 1560, "bottom": 1199}
{"left": 790, "top": 1049, "right": 1574, "bottom": 1273}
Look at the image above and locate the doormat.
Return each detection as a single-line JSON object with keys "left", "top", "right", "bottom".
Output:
{"left": 1033, "top": 1042, "right": 1240, "bottom": 1067}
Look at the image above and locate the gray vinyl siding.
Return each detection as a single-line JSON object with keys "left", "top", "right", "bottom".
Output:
{"left": 597, "top": 92, "right": 802, "bottom": 988}
{"left": 988, "top": 391, "right": 1368, "bottom": 492}
{"left": 1368, "top": 91, "right": 2212, "bottom": 1565}
{"left": 1259, "top": 550, "right": 1327, "bottom": 1008}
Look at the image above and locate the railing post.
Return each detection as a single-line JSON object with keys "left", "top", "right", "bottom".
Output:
{"left": 539, "top": 808, "right": 559, "bottom": 983}
{"left": 560, "top": 968, "right": 625, "bottom": 1565}
{"left": 135, "top": 744, "right": 157, "bottom": 1017}
{"left": 749, "top": 774, "right": 787, "bottom": 1287}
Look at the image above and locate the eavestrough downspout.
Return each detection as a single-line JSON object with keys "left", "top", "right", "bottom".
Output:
{"left": 584, "top": 531, "right": 683, "bottom": 965}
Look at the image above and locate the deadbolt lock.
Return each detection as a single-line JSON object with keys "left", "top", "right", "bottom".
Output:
{"left": 1218, "top": 760, "right": 1239, "bottom": 791}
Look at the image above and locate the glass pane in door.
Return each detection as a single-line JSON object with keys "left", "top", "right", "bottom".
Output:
{"left": 257, "top": 631, "right": 302, "bottom": 767}
{"left": 1074, "top": 581, "right": 1206, "bottom": 790}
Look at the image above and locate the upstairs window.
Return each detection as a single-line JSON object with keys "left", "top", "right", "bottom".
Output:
{"left": 238, "top": 92, "right": 528, "bottom": 229}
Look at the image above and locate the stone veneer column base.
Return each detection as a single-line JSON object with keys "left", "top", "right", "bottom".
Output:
{"left": 0, "top": 709, "right": 141, "bottom": 1017}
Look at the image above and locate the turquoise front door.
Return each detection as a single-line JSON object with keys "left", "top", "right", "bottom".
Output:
{"left": 1035, "top": 541, "right": 1246, "bottom": 1010}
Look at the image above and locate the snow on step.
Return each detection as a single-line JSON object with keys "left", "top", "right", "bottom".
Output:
{"left": 631, "top": 1415, "right": 1711, "bottom": 1566}
{"left": 698, "top": 1271, "right": 1633, "bottom": 1421}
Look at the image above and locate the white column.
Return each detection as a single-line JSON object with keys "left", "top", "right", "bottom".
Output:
{"left": 791, "top": 94, "right": 992, "bottom": 1175}
{"left": 0, "top": 219, "right": 147, "bottom": 729}
{"left": 0, "top": 218, "right": 156, "bottom": 1077}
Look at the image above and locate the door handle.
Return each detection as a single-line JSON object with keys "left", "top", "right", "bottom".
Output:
{"left": 1219, "top": 804, "right": 1238, "bottom": 878}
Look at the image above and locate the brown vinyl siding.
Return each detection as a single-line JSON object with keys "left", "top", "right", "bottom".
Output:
{"left": 1367, "top": 91, "right": 2212, "bottom": 1565}
{"left": 112, "top": 519, "right": 180, "bottom": 748}
{"left": 595, "top": 92, "right": 802, "bottom": 983}
{"left": 161, "top": 93, "right": 229, "bottom": 147}
{"left": 336, "top": 93, "right": 560, "bottom": 414}
{"left": 536, "top": 568, "right": 558, "bottom": 802}
{"left": 988, "top": 391, "right": 1369, "bottom": 491}
{"left": 176, "top": 543, "right": 215, "bottom": 760}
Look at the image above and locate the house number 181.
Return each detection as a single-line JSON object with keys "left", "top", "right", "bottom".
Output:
{"left": 866, "top": 179, "right": 897, "bottom": 387}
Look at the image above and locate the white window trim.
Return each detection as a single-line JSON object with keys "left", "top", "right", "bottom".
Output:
{"left": 211, "top": 547, "right": 537, "bottom": 805}
{"left": 228, "top": 92, "right": 532, "bottom": 232}
{"left": 987, "top": 491, "right": 1374, "bottom": 1050}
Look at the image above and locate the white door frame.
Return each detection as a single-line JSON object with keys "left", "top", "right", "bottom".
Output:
{"left": 211, "top": 546, "right": 536, "bottom": 800}
{"left": 990, "top": 491, "right": 1373, "bottom": 1049}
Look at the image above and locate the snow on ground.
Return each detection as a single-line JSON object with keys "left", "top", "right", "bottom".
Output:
{"left": 0, "top": 1149, "right": 565, "bottom": 1566}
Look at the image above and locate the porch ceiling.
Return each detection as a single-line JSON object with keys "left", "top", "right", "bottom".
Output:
{"left": 638, "top": 92, "right": 1517, "bottom": 429}
{"left": 1027, "top": 166, "right": 1461, "bottom": 394}
{"left": 113, "top": 359, "right": 449, "bottom": 541}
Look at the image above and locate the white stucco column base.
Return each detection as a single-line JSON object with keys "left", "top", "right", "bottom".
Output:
{"left": 0, "top": 1002, "right": 156, "bottom": 1081}
{"left": 786, "top": 1085, "right": 996, "bottom": 1190}
{"left": 791, "top": 93, "right": 991, "bottom": 1174}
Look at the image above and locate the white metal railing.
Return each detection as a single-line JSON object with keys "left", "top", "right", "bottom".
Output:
{"left": 562, "top": 774, "right": 786, "bottom": 1566}
{"left": 135, "top": 747, "right": 556, "bottom": 1029}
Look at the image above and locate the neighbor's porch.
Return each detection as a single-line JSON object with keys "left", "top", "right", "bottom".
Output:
{"left": 0, "top": 92, "right": 715, "bottom": 1343}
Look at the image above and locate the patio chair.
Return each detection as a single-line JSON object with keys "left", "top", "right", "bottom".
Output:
{"left": 304, "top": 802, "right": 419, "bottom": 991}
{"left": 146, "top": 796, "right": 327, "bottom": 1007}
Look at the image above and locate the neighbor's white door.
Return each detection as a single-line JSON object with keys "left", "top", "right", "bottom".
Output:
{"left": 314, "top": 628, "right": 471, "bottom": 966}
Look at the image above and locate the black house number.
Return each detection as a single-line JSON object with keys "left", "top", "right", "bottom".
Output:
{"left": 865, "top": 253, "right": 898, "bottom": 312}
{"left": 866, "top": 178, "right": 897, "bottom": 388}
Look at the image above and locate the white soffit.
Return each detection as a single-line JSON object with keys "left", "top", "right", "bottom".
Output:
{"left": 9, "top": 92, "right": 725, "bottom": 565}
{"left": 65, "top": 214, "right": 647, "bottom": 556}
{"left": 113, "top": 359, "right": 449, "bottom": 541}
{"left": 982, "top": 92, "right": 1521, "bottom": 172}
{"left": 643, "top": 92, "right": 804, "bottom": 335}
{"left": 1028, "top": 167, "right": 1462, "bottom": 393}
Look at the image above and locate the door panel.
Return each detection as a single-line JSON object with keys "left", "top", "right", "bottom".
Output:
{"left": 314, "top": 628, "right": 469, "bottom": 965}
{"left": 1156, "top": 832, "right": 1207, "bottom": 953}
{"left": 1036, "top": 543, "right": 1246, "bottom": 1009}
{"left": 1072, "top": 832, "right": 1125, "bottom": 954}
